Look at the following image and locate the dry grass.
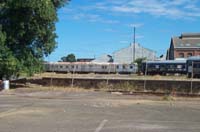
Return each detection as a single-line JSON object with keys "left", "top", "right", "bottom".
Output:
{"left": 34, "top": 72, "right": 190, "bottom": 81}
{"left": 11, "top": 83, "right": 94, "bottom": 93}
{"left": 162, "top": 95, "right": 176, "bottom": 101}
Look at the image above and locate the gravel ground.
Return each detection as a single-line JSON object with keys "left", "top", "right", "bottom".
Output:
{"left": 0, "top": 88, "right": 200, "bottom": 132}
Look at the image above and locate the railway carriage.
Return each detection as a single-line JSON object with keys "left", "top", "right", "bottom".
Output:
{"left": 142, "top": 60, "right": 187, "bottom": 75}
{"left": 44, "top": 62, "right": 137, "bottom": 74}
{"left": 186, "top": 56, "right": 200, "bottom": 78}
{"left": 116, "top": 64, "right": 137, "bottom": 74}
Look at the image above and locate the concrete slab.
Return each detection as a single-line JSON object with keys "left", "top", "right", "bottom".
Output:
{"left": 0, "top": 91, "right": 200, "bottom": 132}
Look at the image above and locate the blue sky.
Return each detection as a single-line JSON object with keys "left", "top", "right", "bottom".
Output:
{"left": 47, "top": 0, "right": 200, "bottom": 61}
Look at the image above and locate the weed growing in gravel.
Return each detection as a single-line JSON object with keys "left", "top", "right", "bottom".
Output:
{"left": 162, "top": 95, "right": 176, "bottom": 101}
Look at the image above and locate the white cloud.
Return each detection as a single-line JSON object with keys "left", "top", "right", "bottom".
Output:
{"left": 130, "top": 23, "right": 144, "bottom": 28}
{"left": 72, "top": 13, "right": 119, "bottom": 24}
{"left": 61, "top": 0, "right": 200, "bottom": 26}
{"left": 79, "top": 0, "right": 200, "bottom": 19}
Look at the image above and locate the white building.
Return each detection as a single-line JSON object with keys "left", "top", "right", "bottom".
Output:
{"left": 113, "top": 43, "right": 156, "bottom": 64}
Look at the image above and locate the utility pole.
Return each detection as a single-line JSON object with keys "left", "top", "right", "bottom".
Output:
{"left": 133, "top": 27, "right": 136, "bottom": 62}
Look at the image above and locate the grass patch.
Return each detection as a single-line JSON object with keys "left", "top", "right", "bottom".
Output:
{"left": 162, "top": 95, "right": 176, "bottom": 101}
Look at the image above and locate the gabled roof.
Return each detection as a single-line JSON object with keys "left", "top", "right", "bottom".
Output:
{"left": 172, "top": 33, "right": 200, "bottom": 48}
{"left": 113, "top": 43, "right": 156, "bottom": 54}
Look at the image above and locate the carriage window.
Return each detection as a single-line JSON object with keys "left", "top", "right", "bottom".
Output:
{"left": 155, "top": 65, "right": 159, "bottom": 69}
{"left": 66, "top": 66, "right": 68, "bottom": 68}
{"left": 130, "top": 66, "right": 133, "bottom": 69}
{"left": 170, "top": 65, "right": 175, "bottom": 68}
{"left": 116, "top": 65, "right": 119, "bottom": 69}
{"left": 179, "top": 53, "right": 184, "bottom": 58}
{"left": 177, "top": 65, "right": 182, "bottom": 69}
{"left": 71, "top": 65, "right": 74, "bottom": 69}
{"left": 102, "top": 66, "right": 107, "bottom": 69}
{"left": 193, "top": 63, "right": 200, "bottom": 68}
{"left": 60, "top": 66, "right": 63, "bottom": 68}
{"left": 76, "top": 65, "right": 78, "bottom": 69}
{"left": 187, "top": 53, "right": 193, "bottom": 57}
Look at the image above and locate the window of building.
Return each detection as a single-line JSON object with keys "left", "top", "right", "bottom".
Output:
{"left": 179, "top": 53, "right": 184, "bottom": 58}
{"left": 123, "top": 65, "right": 126, "bottom": 69}
{"left": 187, "top": 53, "right": 192, "bottom": 57}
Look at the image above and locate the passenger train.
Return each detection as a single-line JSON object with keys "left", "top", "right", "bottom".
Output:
{"left": 44, "top": 62, "right": 138, "bottom": 74}
{"left": 141, "top": 60, "right": 187, "bottom": 75}
{"left": 186, "top": 56, "right": 200, "bottom": 78}
{"left": 44, "top": 56, "right": 200, "bottom": 77}
{"left": 142, "top": 56, "right": 200, "bottom": 78}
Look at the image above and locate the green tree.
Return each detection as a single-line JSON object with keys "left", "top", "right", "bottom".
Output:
{"left": 61, "top": 53, "right": 76, "bottom": 62}
{"left": 0, "top": 0, "right": 70, "bottom": 77}
{"left": 134, "top": 57, "right": 146, "bottom": 73}
{"left": 0, "top": 26, "right": 20, "bottom": 79}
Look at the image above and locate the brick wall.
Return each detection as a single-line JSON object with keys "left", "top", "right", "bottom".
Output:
{"left": 174, "top": 49, "right": 200, "bottom": 59}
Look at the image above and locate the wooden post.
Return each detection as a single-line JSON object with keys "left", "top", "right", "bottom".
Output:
{"left": 144, "top": 62, "right": 148, "bottom": 92}
{"left": 190, "top": 61, "right": 194, "bottom": 94}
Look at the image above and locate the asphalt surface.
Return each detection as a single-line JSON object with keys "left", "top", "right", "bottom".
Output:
{"left": 0, "top": 91, "right": 200, "bottom": 132}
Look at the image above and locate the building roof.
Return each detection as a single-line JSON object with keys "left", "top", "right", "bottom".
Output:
{"left": 113, "top": 43, "right": 156, "bottom": 54}
{"left": 172, "top": 33, "right": 200, "bottom": 48}
{"left": 181, "top": 33, "right": 200, "bottom": 38}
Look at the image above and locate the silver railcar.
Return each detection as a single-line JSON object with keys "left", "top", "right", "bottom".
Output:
{"left": 44, "top": 62, "right": 137, "bottom": 74}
